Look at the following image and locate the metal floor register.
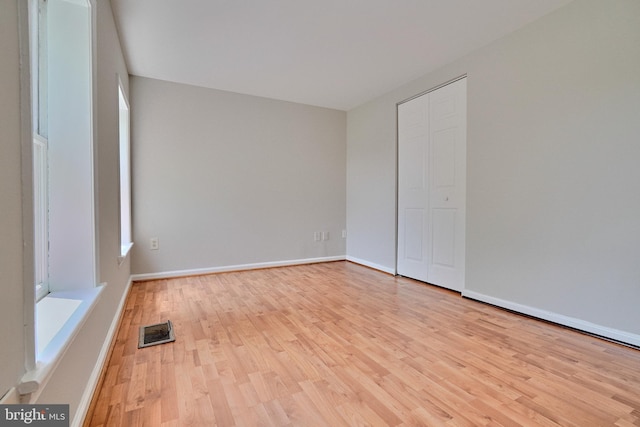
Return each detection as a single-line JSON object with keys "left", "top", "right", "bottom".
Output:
{"left": 138, "top": 320, "right": 176, "bottom": 348}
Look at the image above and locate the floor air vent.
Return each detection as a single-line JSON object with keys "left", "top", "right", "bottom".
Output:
{"left": 138, "top": 320, "right": 175, "bottom": 348}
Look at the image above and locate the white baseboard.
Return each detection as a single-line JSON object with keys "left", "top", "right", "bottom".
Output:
{"left": 346, "top": 256, "right": 396, "bottom": 275}
{"left": 462, "top": 289, "right": 640, "bottom": 348}
{"left": 73, "top": 277, "right": 133, "bottom": 427}
{"left": 131, "top": 256, "right": 347, "bottom": 281}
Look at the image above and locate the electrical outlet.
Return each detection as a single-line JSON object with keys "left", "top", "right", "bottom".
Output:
{"left": 150, "top": 237, "right": 159, "bottom": 250}
{"left": 322, "top": 231, "right": 329, "bottom": 241}
{"left": 313, "top": 231, "right": 321, "bottom": 242}
{"left": 342, "top": 229, "right": 347, "bottom": 238}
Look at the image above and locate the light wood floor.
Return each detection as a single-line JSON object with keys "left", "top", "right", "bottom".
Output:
{"left": 86, "top": 261, "right": 640, "bottom": 426}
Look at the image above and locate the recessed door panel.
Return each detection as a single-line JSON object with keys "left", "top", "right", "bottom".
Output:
{"left": 432, "top": 208, "right": 456, "bottom": 267}
{"left": 404, "top": 208, "right": 424, "bottom": 261}
{"left": 406, "top": 135, "right": 426, "bottom": 190}
{"left": 432, "top": 129, "right": 456, "bottom": 190}
{"left": 432, "top": 95, "right": 456, "bottom": 119}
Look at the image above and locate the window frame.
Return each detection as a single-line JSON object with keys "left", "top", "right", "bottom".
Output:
{"left": 33, "top": 133, "right": 49, "bottom": 301}
{"left": 118, "top": 77, "right": 133, "bottom": 262}
{"left": 30, "top": 0, "right": 49, "bottom": 302}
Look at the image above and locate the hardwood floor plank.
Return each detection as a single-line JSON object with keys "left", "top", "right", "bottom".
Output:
{"left": 159, "top": 367, "right": 178, "bottom": 424}
{"left": 336, "top": 399, "right": 389, "bottom": 426}
{"left": 206, "top": 378, "right": 235, "bottom": 426}
{"left": 298, "top": 379, "right": 351, "bottom": 426}
{"left": 262, "top": 399, "right": 292, "bottom": 426}
{"left": 86, "top": 261, "right": 640, "bottom": 426}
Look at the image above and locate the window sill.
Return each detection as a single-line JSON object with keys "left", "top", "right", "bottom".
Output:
{"left": 118, "top": 242, "right": 134, "bottom": 265}
{"left": 18, "top": 285, "right": 105, "bottom": 398}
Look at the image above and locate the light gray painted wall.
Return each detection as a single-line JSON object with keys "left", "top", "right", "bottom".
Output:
{"left": 26, "top": 1, "right": 132, "bottom": 422}
{"left": 346, "top": 0, "right": 640, "bottom": 335}
{"left": 131, "top": 77, "right": 347, "bottom": 274}
{"left": 0, "top": 0, "right": 27, "bottom": 399}
{"left": 346, "top": 100, "right": 397, "bottom": 269}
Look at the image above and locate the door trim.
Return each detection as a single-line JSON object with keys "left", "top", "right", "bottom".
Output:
{"left": 397, "top": 74, "right": 467, "bottom": 107}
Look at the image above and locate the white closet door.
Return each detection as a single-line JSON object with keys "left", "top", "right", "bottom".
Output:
{"left": 397, "top": 78, "right": 466, "bottom": 292}
{"left": 426, "top": 78, "right": 466, "bottom": 291}
{"left": 397, "top": 94, "right": 430, "bottom": 282}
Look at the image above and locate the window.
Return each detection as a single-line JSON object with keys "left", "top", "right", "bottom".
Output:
{"left": 20, "top": 0, "right": 106, "bottom": 400}
{"left": 31, "top": 0, "right": 48, "bottom": 139}
{"left": 31, "top": 0, "right": 98, "bottom": 299}
{"left": 31, "top": 0, "right": 49, "bottom": 301}
{"left": 118, "top": 81, "right": 133, "bottom": 260}
{"left": 41, "top": 0, "right": 97, "bottom": 292}
{"left": 26, "top": 0, "right": 101, "bottom": 364}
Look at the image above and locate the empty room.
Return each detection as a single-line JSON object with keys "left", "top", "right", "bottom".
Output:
{"left": 1, "top": 0, "right": 639, "bottom": 426}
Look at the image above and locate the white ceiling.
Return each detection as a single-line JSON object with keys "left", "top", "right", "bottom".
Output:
{"left": 110, "top": 0, "right": 573, "bottom": 111}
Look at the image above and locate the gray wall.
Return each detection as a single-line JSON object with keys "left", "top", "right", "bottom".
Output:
{"left": 131, "top": 77, "right": 347, "bottom": 275}
{"left": 347, "top": 0, "right": 640, "bottom": 337}
{"left": 0, "top": 0, "right": 27, "bottom": 400}
{"left": 0, "top": 0, "right": 133, "bottom": 420}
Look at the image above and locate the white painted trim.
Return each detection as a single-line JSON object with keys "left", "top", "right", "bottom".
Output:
{"left": 117, "top": 241, "right": 133, "bottom": 265}
{"left": 72, "top": 276, "right": 133, "bottom": 427}
{"left": 88, "top": 0, "right": 99, "bottom": 288}
{"left": 346, "top": 256, "right": 396, "bottom": 275}
{"left": 131, "top": 256, "right": 347, "bottom": 281}
{"left": 20, "top": 0, "right": 37, "bottom": 375}
{"left": 19, "top": 285, "right": 105, "bottom": 401}
{"left": 462, "top": 289, "right": 640, "bottom": 348}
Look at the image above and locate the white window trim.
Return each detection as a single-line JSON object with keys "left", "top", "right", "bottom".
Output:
{"left": 118, "top": 242, "right": 134, "bottom": 265}
{"left": 118, "top": 77, "right": 133, "bottom": 264}
{"left": 18, "top": 286, "right": 105, "bottom": 401}
{"left": 33, "top": 133, "right": 49, "bottom": 301}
